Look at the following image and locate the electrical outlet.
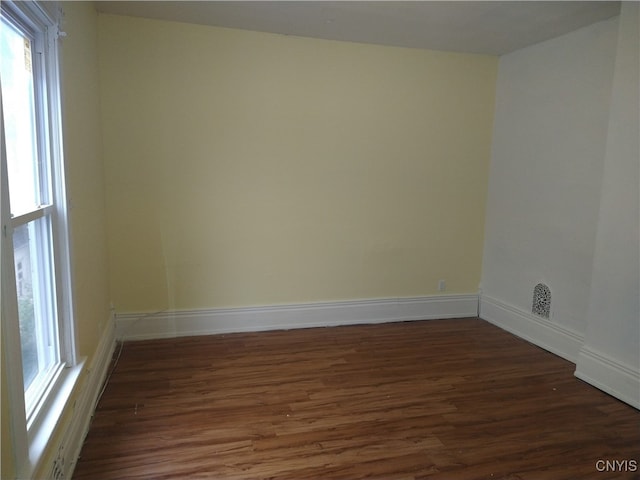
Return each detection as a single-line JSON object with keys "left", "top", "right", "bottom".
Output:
{"left": 438, "top": 279, "right": 446, "bottom": 292}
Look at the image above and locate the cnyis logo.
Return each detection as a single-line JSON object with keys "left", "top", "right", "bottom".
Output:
{"left": 595, "top": 459, "right": 638, "bottom": 472}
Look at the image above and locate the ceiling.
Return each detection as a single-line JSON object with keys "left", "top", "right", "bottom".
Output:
{"left": 95, "top": 1, "right": 620, "bottom": 56}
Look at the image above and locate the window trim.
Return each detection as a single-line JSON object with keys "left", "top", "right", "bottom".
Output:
{"left": 1, "top": 0, "right": 78, "bottom": 476}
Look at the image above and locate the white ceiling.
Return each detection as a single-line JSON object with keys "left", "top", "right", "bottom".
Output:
{"left": 95, "top": 1, "right": 620, "bottom": 56}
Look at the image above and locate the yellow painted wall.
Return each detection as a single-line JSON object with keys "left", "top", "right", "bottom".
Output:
{"left": 2, "top": 3, "right": 110, "bottom": 478}
{"left": 62, "top": 3, "right": 112, "bottom": 357}
{"left": 98, "top": 14, "right": 498, "bottom": 313}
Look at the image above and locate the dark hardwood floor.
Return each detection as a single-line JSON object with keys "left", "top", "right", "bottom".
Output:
{"left": 73, "top": 318, "right": 639, "bottom": 479}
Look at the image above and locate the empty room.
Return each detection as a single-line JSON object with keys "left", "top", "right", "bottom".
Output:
{"left": 1, "top": 1, "right": 638, "bottom": 478}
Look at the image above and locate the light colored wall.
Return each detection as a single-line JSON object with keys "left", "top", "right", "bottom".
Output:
{"left": 2, "top": 3, "right": 111, "bottom": 478}
{"left": 576, "top": 3, "right": 639, "bottom": 406}
{"left": 481, "top": 17, "right": 618, "bottom": 334}
{"left": 62, "top": 2, "right": 112, "bottom": 358}
{"left": 97, "top": 14, "right": 498, "bottom": 314}
{"left": 481, "top": 12, "right": 639, "bottom": 407}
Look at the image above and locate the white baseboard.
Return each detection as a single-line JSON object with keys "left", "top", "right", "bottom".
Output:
{"left": 115, "top": 294, "right": 479, "bottom": 341}
{"left": 575, "top": 346, "right": 640, "bottom": 409}
{"left": 60, "top": 316, "right": 116, "bottom": 479}
{"left": 479, "top": 294, "right": 584, "bottom": 363}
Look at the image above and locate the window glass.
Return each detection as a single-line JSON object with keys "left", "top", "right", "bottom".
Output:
{"left": 0, "top": 18, "right": 41, "bottom": 215}
{"left": 13, "top": 220, "right": 59, "bottom": 397}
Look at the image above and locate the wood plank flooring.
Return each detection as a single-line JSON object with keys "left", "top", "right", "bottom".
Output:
{"left": 73, "top": 318, "right": 639, "bottom": 479}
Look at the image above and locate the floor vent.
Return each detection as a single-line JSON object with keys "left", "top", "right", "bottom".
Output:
{"left": 50, "top": 446, "right": 66, "bottom": 480}
{"left": 532, "top": 283, "right": 551, "bottom": 319}
{"left": 51, "top": 458, "right": 64, "bottom": 480}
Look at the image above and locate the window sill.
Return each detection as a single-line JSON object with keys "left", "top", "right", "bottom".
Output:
{"left": 24, "top": 358, "right": 85, "bottom": 479}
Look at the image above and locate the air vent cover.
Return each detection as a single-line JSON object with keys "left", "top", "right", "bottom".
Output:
{"left": 532, "top": 283, "right": 551, "bottom": 319}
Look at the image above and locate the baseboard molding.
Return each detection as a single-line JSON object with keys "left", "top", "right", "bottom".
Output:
{"left": 575, "top": 346, "right": 640, "bottom": 410}
{"left": 479, "top": 294, "right": 584, "bottom": 363}
{"left": 60, "top": 316, "right": 116, "bottom": 479}
{"left": 115, "top": 294, "right": 479, "bottom": 341}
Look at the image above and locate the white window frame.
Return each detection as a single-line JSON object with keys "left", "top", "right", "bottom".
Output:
{"left": 1, "top": 1, "right": 80, "bottom": 476}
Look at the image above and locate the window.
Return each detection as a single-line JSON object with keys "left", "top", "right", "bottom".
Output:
{"left": 1, "top": 0, "right": 76, "bottom": 474}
